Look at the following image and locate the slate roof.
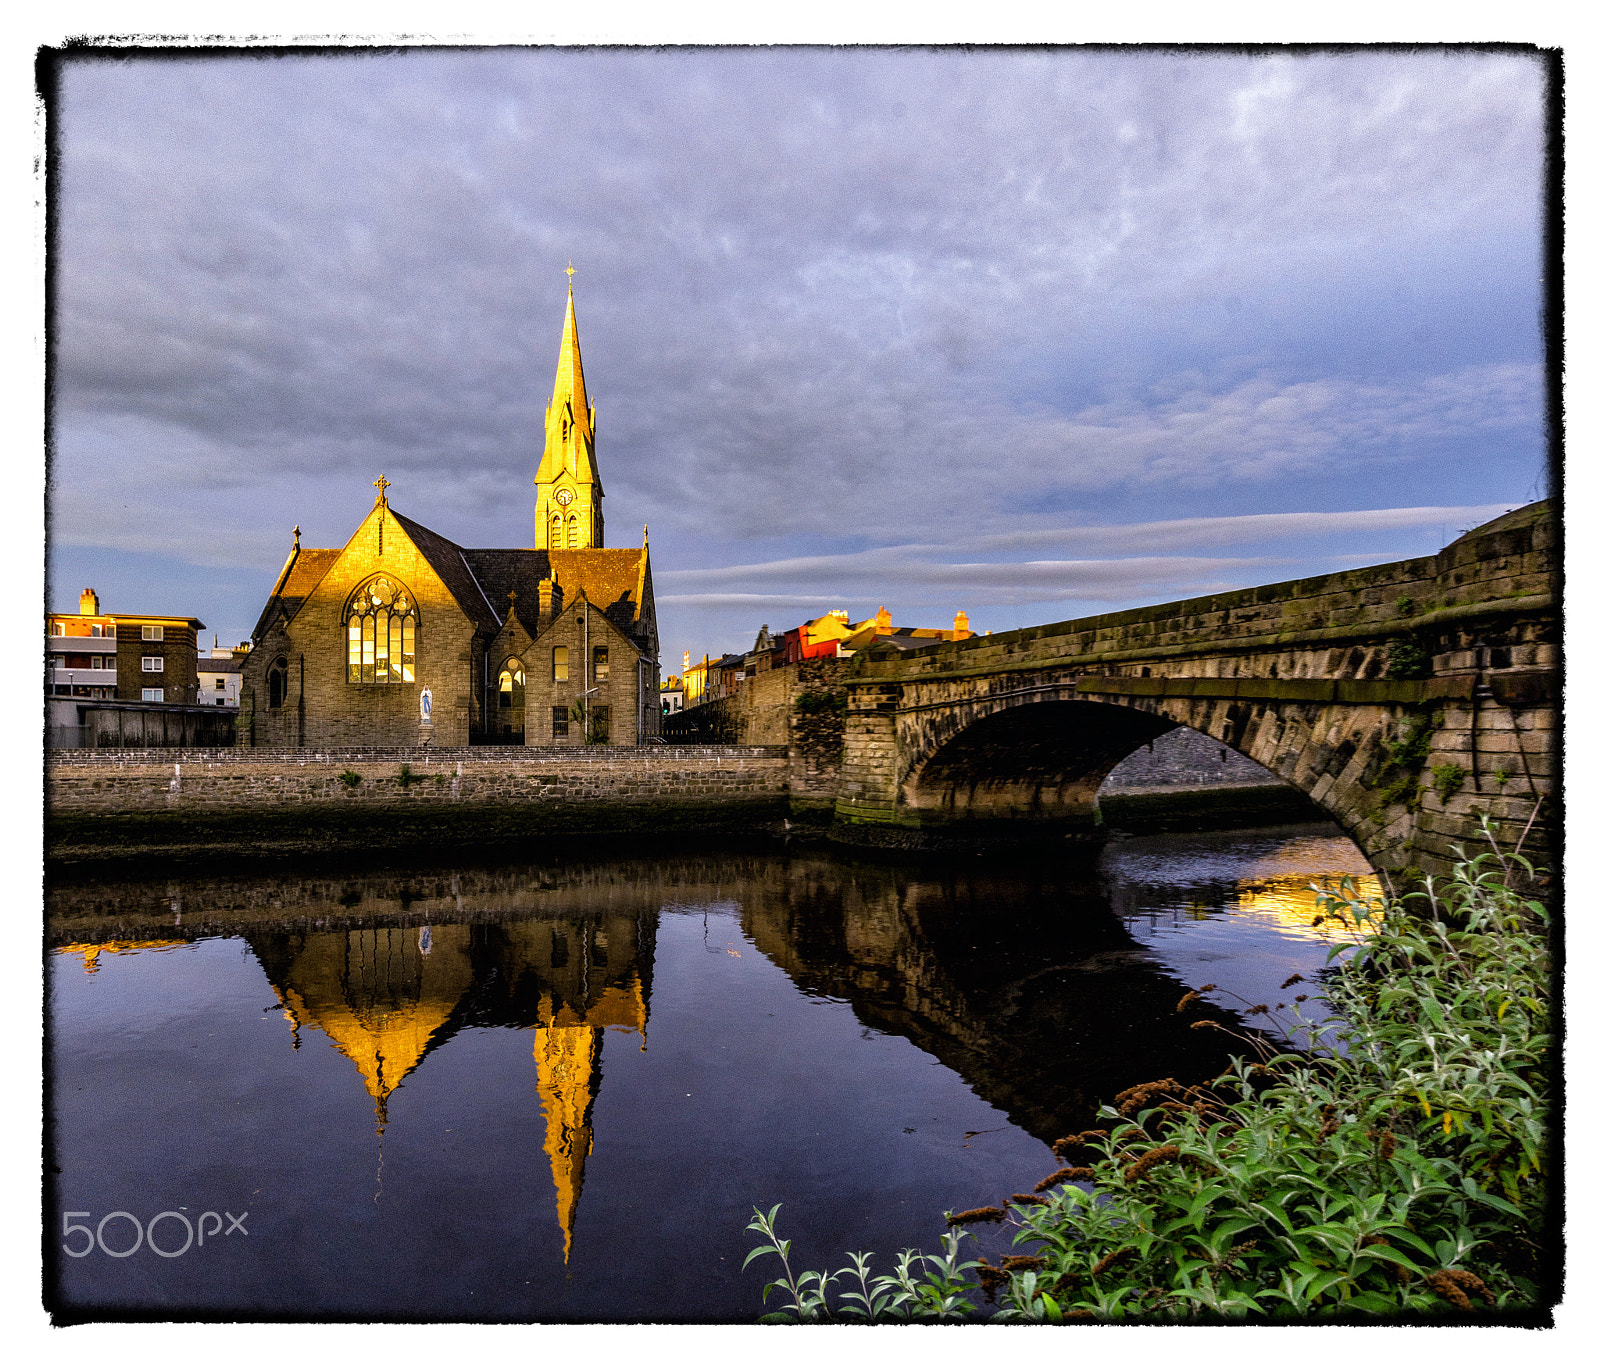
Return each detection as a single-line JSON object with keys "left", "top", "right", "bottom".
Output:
{"left": 389, "top": 510, "right": 502, "bottom": 633}
{"left": 251, "top": 507, "right": 652, "bottom": 648}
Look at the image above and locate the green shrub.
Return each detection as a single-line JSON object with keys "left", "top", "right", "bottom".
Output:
{"left": 795, "top": 691, "right": 846, "bottom": 716}
{"left": 1386, "top": 637, "right": 1431, "bottom": 680}
{"left": 338, "top": 769, "right": 362, "bottom": 789}
{"left": 747, "top": 822, "right": 1551, "bottom": 1322}
{"left": 397, "top": 763, "right": 416, "bottom": 788}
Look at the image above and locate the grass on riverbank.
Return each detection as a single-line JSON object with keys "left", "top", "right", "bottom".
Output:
{"left": 746, "top": 819, "right": 1554, "bottom": 1323}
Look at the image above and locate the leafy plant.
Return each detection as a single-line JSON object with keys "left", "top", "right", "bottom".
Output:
{"left": 1394, "top": 596, "right": 1415, "bottom": 618}
{"left": 746, "top": 820, "right": 1551, "bottom": 1322}
{"left": 397, "top": 763, "right": 416, "bottom": 788}
{"left": 794, "top": 691, "right": 847, "bottom": 716}
{"left": 1431, "top": 762, "right": 1467, "bottom": 804}
{"left": 1386, "top": 637, "right": 1431, "bottom": 680}
{"left": 338, "top": 769, "right": 362, "bottom": 789}
{"left": 1372, "top": 716, "right": 1438, "bottom": 810}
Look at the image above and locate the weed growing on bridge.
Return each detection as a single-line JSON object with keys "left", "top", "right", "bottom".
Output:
{"left": 1431, "top": 762, "right": 1467, "bottom": 805}
{"left": 338, "top": 769, "right": 362, "bottom": 790}
{"left": 1385, "top": 637, "right": 1431, "bottom": 680}
{"left": 1373, "top": 714, "right": 1439, "bottom": 810}
{"left": 795, "top": 691, "right": 847, "bottom": 716}
{"left": 747, "top": 820, "right": 1552, "bottom": 1323}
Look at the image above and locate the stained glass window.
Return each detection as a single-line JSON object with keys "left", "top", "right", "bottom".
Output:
{"left": 345, "top": 576, "right": 417, "bottom": 684}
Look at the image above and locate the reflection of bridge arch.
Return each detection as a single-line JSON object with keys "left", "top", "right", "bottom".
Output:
{"left": 837, "top": 504, "right": 1555, "bottom": 876}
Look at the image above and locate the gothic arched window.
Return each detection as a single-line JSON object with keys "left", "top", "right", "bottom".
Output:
{"left": 550, "top": 513, "right": 563, "bottom": 549}
{"left": 345, "top": 576, "right": 417, "bottom": 684}
{"left": 567, "top": 513, "right": 580, "bottom": 546}
{"left": 267, "top": 656, "right": 288, "bottom": 709}
{"left": 498, "top": 657, "right": 526, "bottom": 710}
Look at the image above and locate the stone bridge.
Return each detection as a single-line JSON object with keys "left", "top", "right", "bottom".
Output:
{"left": 835, "top": 503, "right": 1556, "bottom": 878}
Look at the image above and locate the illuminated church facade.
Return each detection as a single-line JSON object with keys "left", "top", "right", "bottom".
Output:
{"left": 240, "top": 284, "right": 660, "bottom": 747}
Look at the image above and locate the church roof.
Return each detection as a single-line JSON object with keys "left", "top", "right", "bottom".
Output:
{"left": 459, "top": 545, "right": 650, "bottom": 637}
{"left": 249, "top": 545, "right": 340, "bottom": 639}
{"left": 388, "top": 509, "right": 503, "bottom": 632}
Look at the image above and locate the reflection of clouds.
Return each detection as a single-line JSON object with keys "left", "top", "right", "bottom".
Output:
{"left": 1230, "top": 874, "right": 1384, "bottom": 943}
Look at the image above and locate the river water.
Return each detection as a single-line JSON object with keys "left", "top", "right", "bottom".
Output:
{"left": 46, "top": 821, "right": 1377, "bottom": 1323}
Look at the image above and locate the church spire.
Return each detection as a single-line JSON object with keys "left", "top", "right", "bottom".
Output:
{"left": 535, "top": 270, "right": 604, "bottom": 549}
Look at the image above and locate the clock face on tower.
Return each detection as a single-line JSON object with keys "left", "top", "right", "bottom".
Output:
{"left": 554, "top": 488, "right": 574, "bottom": 507}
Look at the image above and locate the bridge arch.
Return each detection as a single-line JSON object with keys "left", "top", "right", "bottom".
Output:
{"left": 843, "top": 677, "right": 1462, "bottom": 875}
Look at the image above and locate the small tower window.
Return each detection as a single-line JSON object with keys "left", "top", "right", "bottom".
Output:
{"left": 552, "top": 646, "right": 569, "bottom": 682}
{"left": 550, "top": 513, "right": 563, "bottom": 549}
{"left": 592, "top": 645, "right": 609, "bottom": 680}
{"left": 568, "top": 513, "right": 580, "bottom": 547}
{"left": 498, "top": 658, "right": 526, "bottom": 709}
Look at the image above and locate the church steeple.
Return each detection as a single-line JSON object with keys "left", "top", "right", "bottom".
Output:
{"left": 535, "top": 271, "right": 604, "bottom": 549}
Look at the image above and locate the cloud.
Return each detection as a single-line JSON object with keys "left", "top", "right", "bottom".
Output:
{"left": 44, "top": 48, "right": 1548, "bottom": 669}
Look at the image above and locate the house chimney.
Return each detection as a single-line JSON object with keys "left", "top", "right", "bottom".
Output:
{"left": 875, "top": 606, "right": 892, "bottom": 634}
{"left": 952, "top": 610, "right": 971, "bottom": 640}
{"left": 79, "top": 588, "right": 99, "bottom": 616}
{"left": 538, "top": 570, "right": 564, "bottom": 626}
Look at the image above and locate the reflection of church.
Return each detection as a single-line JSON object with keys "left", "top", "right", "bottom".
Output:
{"left": 245, "top": 914, "right": 652, "bottom": 1262}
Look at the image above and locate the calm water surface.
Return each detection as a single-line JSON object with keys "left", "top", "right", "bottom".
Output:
{"left": 47, "top": 822, "right": 1376, "bottom": 1322}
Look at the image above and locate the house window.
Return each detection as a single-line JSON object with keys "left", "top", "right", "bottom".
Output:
{"left": 591, "top": 705, "right": 610, "bottom": 744}
{"left": 91, "top": 625, "right": 103, "bottom": 637}
{"left": 344, "top": 576, "right": 417, "bottom": 684}
{"left": 50, "top": 622, "right": 63, "bottom": 635}
{"left": 552, "top": 646, "right": 569, "bottom": 682}
{"left": 141, "top": 656, "right": 164, "bottom": 672}
{"left": 593, "top": 645, "right": 609, "bottom": 680}
{"left": 215, "top": 677, "right": 226, "bottom": 690}
{"left": 106, "top": 625, "right": 116, "bottom": 638}
{"left": 498, "top": 658, "right": 526, "bottom": 709}
{"left": 141, "top": 688, "right": 164, "bottom": 702}
{"left": 267, "top": 656, "right": 288, "bottom": 710}
{"left": 142, "top": 625, "right": 163, "bottom": 641}
{"left": 551, "top": 706, "right": 569, "bottom": 738}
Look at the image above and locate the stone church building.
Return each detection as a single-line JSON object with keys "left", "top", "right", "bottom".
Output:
{"left": 240, "top": 286, "right": 659, "bottom": 748}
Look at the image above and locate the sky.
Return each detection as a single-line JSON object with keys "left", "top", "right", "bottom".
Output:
{"left": 45, "top": 44, "right": 1551, "bottom": 675}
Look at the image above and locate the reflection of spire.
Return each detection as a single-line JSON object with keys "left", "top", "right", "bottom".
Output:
{"left": 533, "top": 972, "right": 649, "bottom": 1264}
{"left": 535, "top": 995, "right": 601, "bottom": 1266}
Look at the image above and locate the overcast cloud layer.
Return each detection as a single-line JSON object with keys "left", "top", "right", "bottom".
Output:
{"left": 48, "top": 47, "right": 1548, "bottom": 666}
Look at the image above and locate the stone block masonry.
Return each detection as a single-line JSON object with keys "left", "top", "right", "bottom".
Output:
{"left": 47, "top": 746, "right": 789, "bottom": 866}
